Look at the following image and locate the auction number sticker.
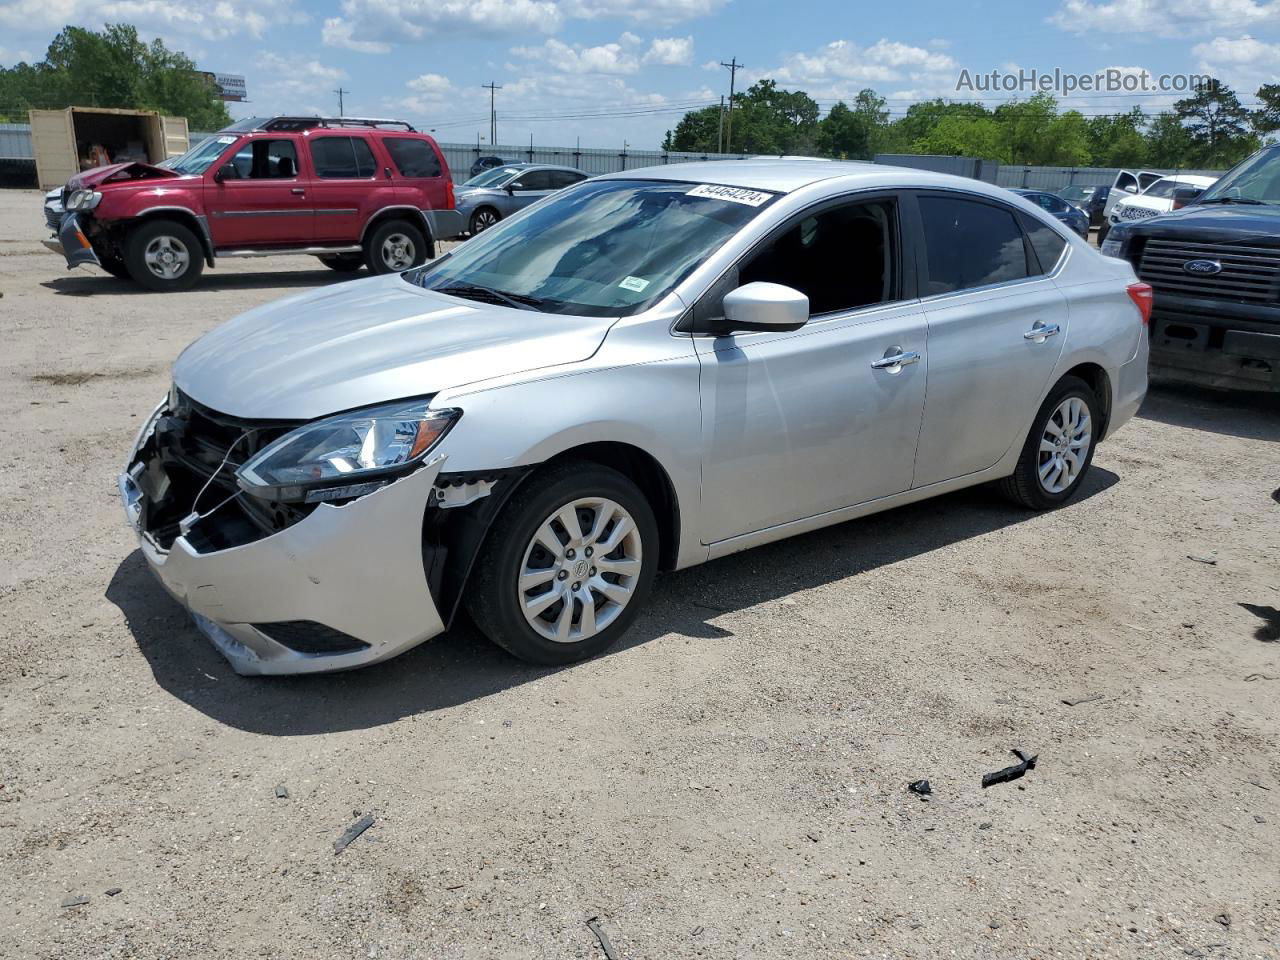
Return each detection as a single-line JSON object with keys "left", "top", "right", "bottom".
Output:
{"left": 686, "top": 183, "right": 773, "bottom": 206}
{"left": 619, "top": 276, "right": 650, "bottom": 292}
{"left": 216, "top": 136, "right": 237, "bottom": 144}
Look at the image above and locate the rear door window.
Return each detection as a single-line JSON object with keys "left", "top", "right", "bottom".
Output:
{"left": 917, "top": 194, "right": 1031, "bottom": 295}
{"left": 310, "top": 137, "right": 377, "bottom": 179}
{"left": 385, "top": 137, "right": 441, "bottom": 178}
{"left": 513, "top": 170, "right": 554, "bottom": 191}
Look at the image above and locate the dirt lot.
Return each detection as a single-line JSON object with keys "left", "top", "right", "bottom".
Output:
{"left": 1, "top": 187, "right": 1278, "bottom": 959}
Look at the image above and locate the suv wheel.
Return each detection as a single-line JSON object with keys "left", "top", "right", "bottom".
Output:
{"left": 317, "top": 253, "right": 364, "bottom": 273}
{"left": 364, "top": 219, "right": 428, "bottom": 274}
{"left": 465, "top": 461, "right": 659, "bottom": 665}
{"left": 469, "top": 207, "right": 499, "bottom": 234}
{"left": 124, "top": 219, "right": 204, "bottom": 292}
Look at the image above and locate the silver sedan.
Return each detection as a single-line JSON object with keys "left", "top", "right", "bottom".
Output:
{"left": 121, "top": 160, "right": 1150, "bottom": 674}
{"left": 452, "top": 163, "right": 589, "bottom": 235}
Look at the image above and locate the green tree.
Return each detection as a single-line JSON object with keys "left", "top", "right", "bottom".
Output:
{"left": 729, "top": 79, "right": 820, "bottom": 154}
{"left": 1254, "top": 83, "right": 1280, "bottom": 137}
{"left": 993, "top": 93, "right": 1060, "bottom": 164}
{"left": 912, "top": 114, "right": 1004, "bottom": 160}
{"left": 1086, "top": 107, "right": 1148, "bottom": 166}
{"left": 0, "top": 23, "right": 230, "bottom": 128}
{"left": 662, "top": 105, "right": 723, "bottom": 152}
{"left": 1174, "top": 80, "right": 1253, "bottom": 165}
{"left": 1144, "top": 112, "right": 1196, "bottom": 167}
{"left": 884, "top": 98, "right": 990, "bottom": 153}
{"left": 815, "top": 101, "right": 872, "bottom": 159}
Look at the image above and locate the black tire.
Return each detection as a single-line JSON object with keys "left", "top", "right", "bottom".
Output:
{"left": 1096, "top": 220, "right": 1110, "bottom": 246}
{"left": 98, "top": 253, "right": 130, "bottom": 280}
{"left": 1000, "top": 375, "right": 1101, "bottom": 510}
{"left": 469, "top": 207, "right": 500, "bottom": 235}
{"left": 363, "top": 219, "right": 428, "bottom": 275}
{"left": 318, "top": 253, "right": 364, "bottom": 273}
{"left": 124, "top": 219, "right": 204, "bottom": 292}
{"left": 465, "top": 461, "right": 659, "bottom": 665}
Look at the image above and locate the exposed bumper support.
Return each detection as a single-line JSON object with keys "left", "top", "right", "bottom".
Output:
{"left": 121, "top": 457, "right": 448, "bottom": 675}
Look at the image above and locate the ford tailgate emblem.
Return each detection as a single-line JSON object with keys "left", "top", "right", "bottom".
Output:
{"left": 1183, "top": 259, "right": 1223, "bottom": 275}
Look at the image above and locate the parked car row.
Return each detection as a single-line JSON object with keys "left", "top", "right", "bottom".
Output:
{"left": 118, "top": 159, "right": 1150, "bottom": 674}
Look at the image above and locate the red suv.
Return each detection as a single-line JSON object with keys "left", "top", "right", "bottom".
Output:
{"left": 46, "top": 116, "right": 462, "bottom": 291}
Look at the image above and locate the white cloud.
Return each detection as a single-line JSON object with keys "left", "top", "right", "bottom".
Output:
{"left": 0, "top": 0, "right": 303, "bottom": 39}
{"left": 1192, "top": 36, "right": 1280, "bottom": 98}
{"left": 759, "top": 38, "right": 960, "bottom": 101}
{"left": 643, "top": 35, "right": 694, "bottom": 66}
{"left": 561, "top": 0, "right": 726, "bottom": 26}
{"left": 510, "top": 36, "right": 640, "bottom": 74}
{"left": 0, "top": 45, "right": 36, "bottom": 66}
{"left": 321, "top": 17, "right": 391, "bottom": 54}
{"left": 1050, "top": 0, "right": 1280, "bottom": 37}
{"left": 251, "top": 52, "right": 347, "bottom": 114}
{"left": 325, "top": 0, "right": 561, "bottom": 48}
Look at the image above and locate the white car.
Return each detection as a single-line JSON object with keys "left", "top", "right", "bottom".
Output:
{"left": 1103, "top": 174, "right": 1217, "bottom": 238}
{"left": 120, "top": 160, "right": 1151, "bottom": 675}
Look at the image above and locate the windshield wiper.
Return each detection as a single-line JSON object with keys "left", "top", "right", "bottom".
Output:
{"left": 1198, "top": 196, "right": 1269, "bottom": 205}
{"left": 438, "top": 282, "right": 545, "bottom": 312}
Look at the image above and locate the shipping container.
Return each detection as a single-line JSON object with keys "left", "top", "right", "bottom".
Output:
{"left": 28, "top": 107, "right": 189, "bottom": 190}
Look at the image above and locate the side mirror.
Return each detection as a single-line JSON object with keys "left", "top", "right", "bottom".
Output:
{"left": 1121, "top": 184, "right": 1137, "bottom": 194}
{"left": 213, "top": 163, "right": 236, "bottom": 183}
{"left": 1172, "top": 186, "right": 1203, "bottom": 210}
{"left": 721, "top": 282, "right": 809, "bottom": 333}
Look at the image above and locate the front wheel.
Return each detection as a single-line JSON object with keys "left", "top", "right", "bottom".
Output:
{"left": 124, "top": 219, "right": 204, "bottom": 292}
{"left": 1000, "top": 375, "right": 1100, "bottom": 510}
{"left": 469, "top": 207, "right": 499, "bottom": 235}
{"left": 364, "top": 219, "right": 428, "bottom": 275}
{"left": 465, "top": 462, "right": 659, "bottom": 665}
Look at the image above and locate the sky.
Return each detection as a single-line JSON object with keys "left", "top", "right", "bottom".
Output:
{"left": 2, "top": 0, "right": 1280, "bottom": 148}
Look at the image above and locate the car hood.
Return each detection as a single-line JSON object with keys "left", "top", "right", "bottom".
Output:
{"left": 172, "top": 273, "right": 617, "bottom": 420}
{"left": 1119, "top": 195, "right": 1172, "bottom": 212}
{"left": 455, "top": 186, "right": 502, "bottom": 201}
{"left": 1126, "top": 202, "right": 1280, "bottom": 246}
{"left": 67, "top": 161, "right": 180, "bottom": 190}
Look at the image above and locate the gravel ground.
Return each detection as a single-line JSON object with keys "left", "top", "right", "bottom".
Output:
{"left": 1, "top": 187, "right": 1279, "bottom": 959}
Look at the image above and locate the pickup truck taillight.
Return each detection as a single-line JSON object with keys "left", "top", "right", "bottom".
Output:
{"left": 1127, "top": 281, "right": 1153, "bottom": 326}
{"left": 445, "top": 178, "right": 455, "bottom": 209}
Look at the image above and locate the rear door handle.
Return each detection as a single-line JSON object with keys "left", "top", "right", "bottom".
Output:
{"left": 870, "top": 349, "right": 922, "bottom": 371}
{"left": 1023, "top": 322, "right": 1060, "bottom": 341}
{"left": 291, "top": 188, "right": 306, "bottom": 196}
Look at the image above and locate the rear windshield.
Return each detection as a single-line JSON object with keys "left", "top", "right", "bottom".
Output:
{"left": 405, "top": 178, "right": 778, "bottom": 317}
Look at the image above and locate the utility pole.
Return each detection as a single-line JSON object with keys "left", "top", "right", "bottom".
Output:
{"left": 334, "top": 87, "right": 348, "bottom": 116}
{"left": 720, "top": 58, "right": 741, "bottom": 152}
{"left": 717, "top": 94, "right": 725, "bottom": 154}
{"left": 482, "top": 81, "right": 502, "bottom": 147}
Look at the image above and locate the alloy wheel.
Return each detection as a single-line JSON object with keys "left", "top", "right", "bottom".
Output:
{"left": 143, "top": 235, "right": 190, "bottom": 280}
{"left": 473, "top": 210, "right": 498, "bottom": 233}
{"left": 380, "top": 232, "right": 416, "bottom": 271}
{"left": 517, "top": 497, "right": 643, "bottom": 644}
{"left": 1038, "top": 396, "right": 1091, "bottom": 494}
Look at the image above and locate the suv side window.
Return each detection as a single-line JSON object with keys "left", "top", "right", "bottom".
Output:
{"left": 917, "top": 194, "right": 1030, "bottom": 295}
{"left": 227, "top": 138, "right": 299, "bottom": 179}
{"left": 738, "top": 198, "right": 897, "bottom": 315}
{"left": 384, "top": 137, "right": 441, "bottom": 178}
{"left": 310, "top": 137, "right": 377, "bottom": 179}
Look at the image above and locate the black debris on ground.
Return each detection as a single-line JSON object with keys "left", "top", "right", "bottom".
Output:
{"left": 981, "top": 749, "right": 1037, "bottom": 789}
{"left": 907, "top": 779, "right": 932, "bottom": 798}
{"left": 1187, "top": 554, "right": 1218, "bottom": 565}
{"left": 104, "top": 887, "right": 122, "bottom": 897}
{"left": 333, "top": 813, "right": 376, "bottom": 855}
{"left": 586, "top": 916, "right": 620, "bottom": 960}
{"left": 274, "top": 784, "right": 289, "bottom": 799}
{"left": 59, "top": 894, "right": 89, "bottom": 908}
{"left": 1061, "top": 694, "right": 1104, "bottom": 706}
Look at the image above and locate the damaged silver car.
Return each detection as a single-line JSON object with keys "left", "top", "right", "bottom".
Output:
{"left": 121, "top": 160, "right": 1150, "bottom": 674}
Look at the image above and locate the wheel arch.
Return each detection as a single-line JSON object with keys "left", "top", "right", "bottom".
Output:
{"left": 127, "top": 208, "right": 215, "bottom": 266}
{"left": 360, "top": 206, "right": 436, "bottom": 258}
{"left": 1059, "top": 361, "right": 1113, "bottom": 439}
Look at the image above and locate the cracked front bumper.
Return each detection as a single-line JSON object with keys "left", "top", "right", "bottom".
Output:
{"left": 120, "top": 458, "right": 447, "bottom": 675}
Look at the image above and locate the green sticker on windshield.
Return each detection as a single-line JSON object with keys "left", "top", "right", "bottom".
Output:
{"left": 619, "top": 276, "right": 649, "bottom": 292}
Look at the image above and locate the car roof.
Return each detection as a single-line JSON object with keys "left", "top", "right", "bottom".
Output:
{"left": 484, "top": 162, "right": 586, "bottom": 174}
{"left": 595, "top": 158, "right": 1036, "bottom": 202}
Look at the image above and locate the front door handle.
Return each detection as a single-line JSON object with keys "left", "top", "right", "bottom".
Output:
{"left": 870, "top": 349, "right": 922, "bottom": 372}
{"left": 291, "top": 188, "right": 306, "bottom": 196}
{"left": 1023, "top": 321, "right": 1060, "bottom": 342}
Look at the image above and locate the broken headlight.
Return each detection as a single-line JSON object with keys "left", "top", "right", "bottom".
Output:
{"left": 236, "top": 399, "right": 459, "bottom": 503}
{"left": 65, "top": 189, "right": 102, "bottom": 211}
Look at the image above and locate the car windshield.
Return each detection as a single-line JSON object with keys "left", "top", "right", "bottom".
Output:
{"left": 168, "top": 135, "right": 237, "bottom": 175}
{"left": 1058, "top": 186, "right": 1093, "bottom": 202}
{"left": 405, "top": 178, "right": 778, "bottom": 317}
{"left": 1196, "top": 147, "right": 1280, "bottom": 204}
{"left": 465, "top": 166, "right": 523, "bottom": 187}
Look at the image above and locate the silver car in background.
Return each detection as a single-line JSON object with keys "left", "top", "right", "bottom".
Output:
{"left": 120, "top": 160, "right": 1150, "bottom": 675}
{"left": 453, "top": 163, "right": 589, "bottom": 235}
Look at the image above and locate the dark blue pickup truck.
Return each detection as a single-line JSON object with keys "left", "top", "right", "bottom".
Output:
{"left": 1101, "top": 144, "right": 1280, "bottom": 392}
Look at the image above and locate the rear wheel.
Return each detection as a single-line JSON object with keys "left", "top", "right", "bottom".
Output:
{"left": 317, "top": 253, "right": 364, "bottom": 273}
{"left": 1000, "top": 375, "right": 1100, "bottom": 510}
{"left": 466, "top": 462, "right": 658, "bottom": 665}
{"left": 124, "top": 219, "right": 204, "bottom": 292}
{"left": 364, "top": 219, "right": 428, "bottom": 275}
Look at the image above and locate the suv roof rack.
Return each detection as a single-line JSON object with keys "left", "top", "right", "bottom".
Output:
{"left": 260, "top": 116, "right": 417, "bottom": 133}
